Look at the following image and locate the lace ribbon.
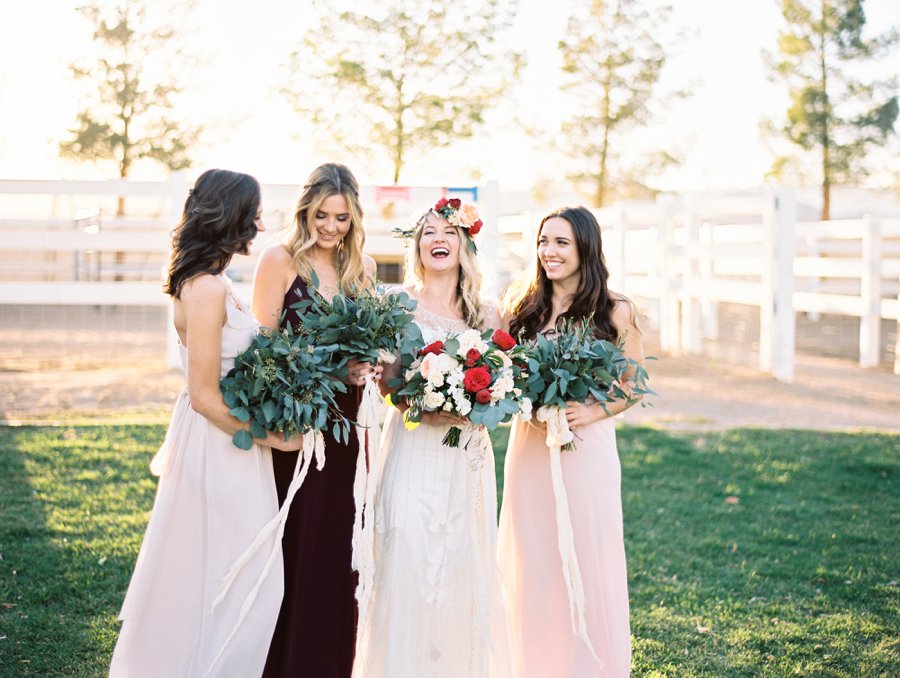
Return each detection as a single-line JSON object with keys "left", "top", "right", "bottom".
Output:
{"left": 204, "top": 429, "right": 326, "bottom": 676}
{"left": 535, "top": 405, "right": 603, "bottom": 668}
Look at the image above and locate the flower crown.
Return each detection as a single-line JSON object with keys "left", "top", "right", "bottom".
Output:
{"left": 433, "top": 197, "right": 483, "bottom": 237}
{"left": 393, "top": 197, "right": 484, "bottom": 255}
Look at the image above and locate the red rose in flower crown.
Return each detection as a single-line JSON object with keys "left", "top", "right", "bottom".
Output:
{"left": 463, "top": 366, "right": 491, "bottom": 393}
{"left": 491, "top": 329, "right": 516, "bottom": 351}
{"left": 432, "top": 196, "right": 484, "bottom": 254}
{"left": 475, "top": 389, "right": 492, "bottom": 404}
{"left": 419, "top": 340, "right": 445, "bottom": 357}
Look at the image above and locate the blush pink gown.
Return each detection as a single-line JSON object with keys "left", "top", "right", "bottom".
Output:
{"left": 498, "top": 415, "right": 631, "bottom": 677}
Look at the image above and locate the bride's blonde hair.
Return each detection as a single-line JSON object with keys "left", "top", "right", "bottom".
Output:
{"left": 284, "top": 163, "right": 368, "bottom": 290}
{"left": 405, "top": 209, "right": 487, "bottom": 330}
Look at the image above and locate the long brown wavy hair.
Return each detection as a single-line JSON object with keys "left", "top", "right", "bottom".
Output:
{"left": 504, "top": 206, "right": 626, "bottom": 342}
{"left": 164, "top": 169, "right": 261, "bottom": 298}
{"left": 284, "top": 163, "right": 368, "bottom": 290}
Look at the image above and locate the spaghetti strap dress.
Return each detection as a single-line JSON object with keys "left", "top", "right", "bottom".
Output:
{"left": 263, "top": 275, "right": 361, "bottom": 678}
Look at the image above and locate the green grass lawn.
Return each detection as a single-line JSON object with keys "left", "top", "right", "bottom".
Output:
{"left": 1, "top": 425, "right": 897, "bottom": 676}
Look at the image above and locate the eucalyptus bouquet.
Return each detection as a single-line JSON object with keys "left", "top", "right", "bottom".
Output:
{"left": 522, "top": 316, "right": 651, "bottom": 449}
{"left": 220, "top": 325, "right": 350, "bottom": 450}
{"left": 290, "top": 276, "right": 423, "bottom": 372}
{"left": 392, "top": 328, "right": 532, "bottom": 447}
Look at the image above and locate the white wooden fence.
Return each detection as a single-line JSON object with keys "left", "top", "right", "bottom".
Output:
{"left": 2, "top": 179, "right": 898, "bottom": 380}
{"left": 499, "top": 189, "right": 900, "bottom": 381}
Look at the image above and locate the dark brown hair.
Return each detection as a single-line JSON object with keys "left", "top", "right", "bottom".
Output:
{"left": 506, "top": 206, "right": 622, "bottom": 342}
{"left": 164, "top": 169, "right": 261, "bottom": 298}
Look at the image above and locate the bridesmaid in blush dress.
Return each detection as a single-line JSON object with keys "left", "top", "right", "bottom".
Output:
{"left": 252, "top": 163, "right": 379, "bottom": 678}
{"left": 498, "top": 206, "right": 645, "bottom": 677}
{"left": 110, "top": 169, "right": 304, "bottom": 678}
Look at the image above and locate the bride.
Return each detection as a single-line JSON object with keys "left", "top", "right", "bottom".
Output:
{"left": 352, "top": 200, "right": 510, "bottom": 678}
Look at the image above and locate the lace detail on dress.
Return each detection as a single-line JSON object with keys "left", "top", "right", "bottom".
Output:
{"left": 412, "top": 305, "right": 470, "bottom": 344}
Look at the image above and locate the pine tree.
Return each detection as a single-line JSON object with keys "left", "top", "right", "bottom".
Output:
{"left": 765, "top": 0, "right": 898, "bottom": 219}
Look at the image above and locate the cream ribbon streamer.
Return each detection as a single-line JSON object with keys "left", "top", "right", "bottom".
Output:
{"left": 204, "top": 429, "right": 325, "bottom": 676}
{"left": 351, "top": 374, "right": 385, "bottom": 630}
{"left": 535, "top": 405, "right": 602, "bottom": 668}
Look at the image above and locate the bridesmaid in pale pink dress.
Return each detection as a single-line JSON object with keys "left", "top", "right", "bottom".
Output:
{"left": 498, "top": 206, "right": 645, "bottom": 677}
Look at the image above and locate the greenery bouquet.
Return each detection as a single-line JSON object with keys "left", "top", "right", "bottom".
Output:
{"left": 220, "top": 326, "right": 349, "bottom": 451}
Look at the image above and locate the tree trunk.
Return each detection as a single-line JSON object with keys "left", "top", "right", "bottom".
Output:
{"left": 819, "top": 0, "right": 831, "bottom": 221}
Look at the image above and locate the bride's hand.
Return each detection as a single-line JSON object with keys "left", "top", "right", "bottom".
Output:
{"left": 421, "top": 411, "right": 467, "bottom": 427}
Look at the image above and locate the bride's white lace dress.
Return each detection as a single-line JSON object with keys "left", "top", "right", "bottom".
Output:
{"left": 352, "top": 301, "right": 511, "bottom": 678}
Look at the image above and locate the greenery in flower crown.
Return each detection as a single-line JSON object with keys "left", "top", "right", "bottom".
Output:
{"left": 220, "top": 326, "right": 351, "bottom": 450}
{"left": 521, "top": 316, "right": 652, "bottom": 413}
{"left": 289, "top": 271, "right": 424, "bottom": 376}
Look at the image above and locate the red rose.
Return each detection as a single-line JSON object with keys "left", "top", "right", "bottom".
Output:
{"left": 434, "top": 197, "right": 449, "bottom": 210}
{"left": 491, "top": 329, "right": 516, "bottom": 351}
{"left": 465, "top": 348, "right": 482, "bottom": 367}
{"left": 475, "top": 389, "right": 492, "bottom": 404}
{"left": 469, "top": 219, "right": 483, "bottom": 236}
{"left": 463, "top": 366, "right": 491, "bottom": 393}
{"left": 419, "top": 340, "right": 445, "bottom": 356}
{"left": 448, "top": 198, "right": 462, "bottom": 209}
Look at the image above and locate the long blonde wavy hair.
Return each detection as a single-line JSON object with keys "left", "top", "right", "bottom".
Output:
{"left": 284, "top": 163, "right": 368, "bottom": 290}
{"left": 406, "top": 209, "right": 487, "bottom": 330}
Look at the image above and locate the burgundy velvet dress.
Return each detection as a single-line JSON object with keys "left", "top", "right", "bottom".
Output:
{"left": 263, "top": 276, "right": 359, "bottom": 678}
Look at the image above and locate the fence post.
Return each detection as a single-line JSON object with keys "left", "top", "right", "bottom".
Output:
{"left": 680, "top": 212, "right": 702, "bottom": 353}
{"left": 895, "top": 275, "right": 900, "bottom": 376}
{"left": 480, "top": 179, "right": 502, "bottom": 297}
{"left": 699, "top": 222, "right": 719, "bottom": 340}
{"left": 656, "top": 196, "right": 680, "bottom": 354}
{"left": 760, "top": 188, "right": 796, "bottom": 383}
{"left": 167, "top": 172, "right": 188, "bottom": 370}
{"left": 859, "top": 214, "right": 882, "bottom": 368}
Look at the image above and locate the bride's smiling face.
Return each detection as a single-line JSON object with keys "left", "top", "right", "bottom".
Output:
{"left": 418, "top": 212, "right": 460, "bottom": 273}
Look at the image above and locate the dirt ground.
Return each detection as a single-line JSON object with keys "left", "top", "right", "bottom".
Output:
{"left": 1, "top": 306, "right": 897, "bottom": 431}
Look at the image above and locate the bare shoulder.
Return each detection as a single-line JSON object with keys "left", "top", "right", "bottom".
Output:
{"left": 180, "top": 273, "right": 227, "bottom": 304}
{"left": 259, "top": 243, "right": 293, "bottom": 270}
{"left": 610, "top": 293, "right": 640, "bottom": 331}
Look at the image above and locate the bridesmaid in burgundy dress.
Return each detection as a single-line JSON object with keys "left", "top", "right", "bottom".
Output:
{"left": 252, "top": 163, "right": 378, "bottom": 677}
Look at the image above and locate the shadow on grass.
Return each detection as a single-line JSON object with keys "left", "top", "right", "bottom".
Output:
{"left": 0, "top": 425, "right": 163, "bottom": 676}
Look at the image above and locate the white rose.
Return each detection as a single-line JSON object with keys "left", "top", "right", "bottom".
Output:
{"left": 423, "top": 390, "right": 446, "bottom": 410}
{"left": 427, "top": 371, "right": 445, "bottom": 388}
{"left": 435, "top": 352, "right": 458, "bottom": 375}
{"left": 456, "top": 397, "right": 472, "bottom": 416}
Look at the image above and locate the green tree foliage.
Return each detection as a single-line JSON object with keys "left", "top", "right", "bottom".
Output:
{"left": 60, "top": 0, "right": 199, "bottom": 214}
{"left": 558, "top": 0, "right": 682, "bottom": 207}
{"left": 283, "top": 0, "right": 523, "bottom": 184}
{"left": 765, "top": 0, "right": 898, "bottom": 219}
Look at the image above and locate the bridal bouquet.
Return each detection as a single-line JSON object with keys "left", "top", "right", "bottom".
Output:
{"left": 392, "top": 328, "right": 532, "bottom": 447}
{"left": 220, "top": 326, "right": 350, "bottom": 450}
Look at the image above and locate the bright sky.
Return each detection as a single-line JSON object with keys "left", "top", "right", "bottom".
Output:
{"left": 0, "top": 0, "right": 897, "bottom": 192}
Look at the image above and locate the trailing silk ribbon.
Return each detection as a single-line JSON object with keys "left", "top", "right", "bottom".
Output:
{"left": 351, "top": 372, "right": 385, "bottom": 629}
{"left": 535, "top": 405, "right": 602, "bottom": 667}
{"left": 204, "top": 429, "right": 326, "bottom": 676}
